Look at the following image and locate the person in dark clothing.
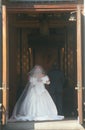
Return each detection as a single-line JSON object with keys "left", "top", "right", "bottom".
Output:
{"left": 47, "top": 63, "right": 65, "bottom": 115}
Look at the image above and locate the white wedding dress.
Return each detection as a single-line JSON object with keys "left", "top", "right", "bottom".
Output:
{"left": 9, "top": 74, "right": 64, "bottom": 122}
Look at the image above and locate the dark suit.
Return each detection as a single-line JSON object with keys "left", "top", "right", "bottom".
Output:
{"left": 48, "top": 68, "right": 65, "bottom": 115}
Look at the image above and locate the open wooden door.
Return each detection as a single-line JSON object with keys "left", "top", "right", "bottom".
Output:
{"left": 76, "top": 5, "right": 83, "bottom": 124}
{"left": 0, "top": 0, "right": 2, "bottom": 125}
{"left": 83, "top": 9, "right": 85, "bottom": 124}
{"left": 82, "top": 3, "right": 85, "bottom": 123}
{"left": 2, "top": 5, "right": 9, "bottom": 124}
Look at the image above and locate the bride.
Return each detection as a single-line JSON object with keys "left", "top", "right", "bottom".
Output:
{"left": 9, "top": 65, "right": 64, "bottom": 121}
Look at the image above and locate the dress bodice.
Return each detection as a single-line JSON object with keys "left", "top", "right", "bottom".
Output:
{"left": 29, "top": 75, "right": 49, "bottom": 95}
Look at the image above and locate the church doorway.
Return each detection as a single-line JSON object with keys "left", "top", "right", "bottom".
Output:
{"left": 1, "top": 4, "right": 83, "bottom": 124}
{"left": 7, "top": 12, "right": 77, "bottom": 119}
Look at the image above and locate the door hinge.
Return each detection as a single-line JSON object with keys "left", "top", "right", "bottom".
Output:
{"left": 0, "top": 87, "right": 9, "bottom": 90}
{"left": 0, "top": 87, "right": 3, "bottom": 90}
{"left": 0, "top": 83, "right": 9, "bottom": 90}
{"left": 75, "top": 81, "right": 85, "bottom": 90}
{"left": 75, "top": 81, "right": 81, "bottom": 90}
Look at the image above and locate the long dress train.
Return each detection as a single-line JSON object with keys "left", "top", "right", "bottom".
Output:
{"left": 9, "top": 67, "right": 64, "bottom": 121}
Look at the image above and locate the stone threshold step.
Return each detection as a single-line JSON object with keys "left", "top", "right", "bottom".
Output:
{"left": 2, "top": 120, "right": 85, "bottom": 130}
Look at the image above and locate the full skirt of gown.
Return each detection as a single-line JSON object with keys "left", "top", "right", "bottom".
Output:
{"left": 9, "top": 79, "right": 64, "bottom": 122}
